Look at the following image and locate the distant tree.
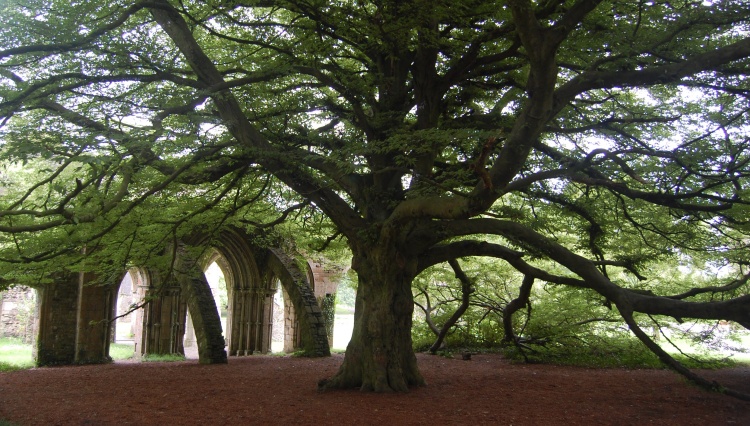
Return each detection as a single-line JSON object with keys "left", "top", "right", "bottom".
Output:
{"left": 1, "top": 0, "right": 750, "bottom": 397}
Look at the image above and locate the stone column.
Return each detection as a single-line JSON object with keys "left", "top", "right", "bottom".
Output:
{"left": 260, "top": 289, "right": 274, "bottom": 353}
{"left": 132, "top": 276, "right": 148, "bottom": 359}
{"left": 35, "top": 274, "right": 79, "bottom": 366}
{"left": 243, "top": 289, "right": 253, "bottom": 355}
{"left": 251, "top": 288, "right": 265, "bottom": 354}
{"left": 167, "top": 286, "right": 187, "bottom": 354}
{"left": 139, "top": 280, "right": 186, "bottom": 356}
{"left": 74, "top": 272, "right": 116, "bottom": 364}
{"left": 224, "top": 287, "right": 235, "bottom": 355}
{"left": 230, "top": 288, "right": 253, "bottom": 356}
{"left": 283, "top": 290, "right": 298, "bottom": 353}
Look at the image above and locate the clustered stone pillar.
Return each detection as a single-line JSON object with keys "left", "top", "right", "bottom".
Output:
{"left": 75, "top": 271, "right": 116, "bottom": 364}
{"left": 226, "top": 286, "right": 276, "bottom": 355}
{"left": 35, "top": 274, "right": 79, "bottom": 366}
{"left": 35, "top": 272, "right": 116, "bottom": 366}
{"left": 32, "top": 232, "right": 332, "bottom": 366}
{"left": 139, "top": 280, "right": 187, "bottom": 357}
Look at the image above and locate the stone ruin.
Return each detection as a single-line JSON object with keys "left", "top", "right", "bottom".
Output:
{"left": 8, "top": 227, "right": 345, "bottom": 367}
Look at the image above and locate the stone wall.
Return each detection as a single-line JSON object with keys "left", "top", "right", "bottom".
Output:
{"left": 307, "top": 261, "right": 341, "bottom": 300}
{"left": 268, "top": 248, "right": 330, "bottom": 357}
{"left": 307, "top": 261, "right": 342, "bottom": 347}
{"left": 25, "top": 228, "right": 332, "bottom": 366}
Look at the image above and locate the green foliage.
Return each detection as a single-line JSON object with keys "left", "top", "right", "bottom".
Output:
{"left": 502, "top": 333, "right": 742, "bottom": 370}
{"left": 335, "top": 271, "right": 357, "bottom": 308}
{"left": 0, "top": 288, "right": 36, "bottom": 343}
{"left": 2, "top": 0, "right": 750, "bottom": 391}
{"left": 412, "top": 256, "right": 519, "bottom": 350}
{"left": 216, "top": 275, "right": 228, "bottom": 317}
{"left": 321, "top": 293, "right": 336, "bottom": 339}
{"left": 412, "top": 253, "right": 750, "bottom": 369}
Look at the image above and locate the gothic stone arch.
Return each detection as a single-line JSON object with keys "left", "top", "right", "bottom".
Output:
{"left": 265, "top": 248, "right": 329, "bottom": 357}
{"left": 203, "top": 228, "right": 330, "bottom": 357}
{"left": 32, "top": 228, "right": 330, "bottom": 366}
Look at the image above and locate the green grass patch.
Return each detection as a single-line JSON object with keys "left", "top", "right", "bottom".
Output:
{"left": 0, "top": 338, "right": 34, "bottom": 371}
{"left": 142, "top": 353, "right": 185, "bottom": 362}
{"left": 0, "top": 338, "right": 140, "bottom": 369}
{"left": 109, "top": 343, "right": 135, "bottom": 361}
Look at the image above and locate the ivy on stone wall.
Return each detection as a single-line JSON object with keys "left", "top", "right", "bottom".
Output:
{"left": 321, "top": 293, "right": 336, "bottom": 344}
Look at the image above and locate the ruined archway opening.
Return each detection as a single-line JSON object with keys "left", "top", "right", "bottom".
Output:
{"left": 271, "top": 279, "right": 284, "bottom": 353}
{"left": 113, "top": 272, "right": 136, "bottom": 343}
{"left": 110, "top": 268, "right": 148, "bottom": 360}
{"left": 183, "top": 260, "right": 228, "bottom": 359}
{"left": 332, "top": 283, "right": 355, "bottom": 351}
{"left": 269, "top": 276, "right": 302, "bottom": 354}
{"left": 0, "top": 285, "right": 37, "bottom": 363}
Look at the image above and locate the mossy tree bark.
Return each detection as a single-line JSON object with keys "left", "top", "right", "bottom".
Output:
{"left": 322, "top": 244, "right": 425, "bottom": 392}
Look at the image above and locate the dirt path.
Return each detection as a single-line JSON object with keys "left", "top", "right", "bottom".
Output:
{"left": 1, "top": 353, "right": 748, "bottom": 425}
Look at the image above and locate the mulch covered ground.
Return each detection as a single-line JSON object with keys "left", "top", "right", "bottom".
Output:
{"left": 1, "top": 353, "right": 748, "bottom": 425}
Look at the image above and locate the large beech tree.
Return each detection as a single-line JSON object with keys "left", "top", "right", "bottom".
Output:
{"left": 2, "top": 0, "right": 750, "bottom": 395}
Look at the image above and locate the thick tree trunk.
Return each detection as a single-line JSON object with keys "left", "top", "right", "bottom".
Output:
{"left": 320, "top": 247, "right": 425, "bottom": 392}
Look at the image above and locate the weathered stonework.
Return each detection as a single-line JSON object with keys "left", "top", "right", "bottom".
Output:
{"left": 31, "top": 227, "right": 334, "bottom": 367}
{"left": 268, "top": 248, "right": 330, "bottom": 357}
{"left": 174, "top": 243, "right": 227, "bottom": 364}
{"left": 35, "top": 274, "right": 81, "bottom": 366}
{"left": 307, "top": 261, "right": 343, "bottom": 347}
{"left": 74, "top": 272, "right": 116, "bottom": 364}
{"left": 138, "top": 276, "right": 187, "bottom": 357}
{"left": 197, "top": 228, "right": 331, "bottom": 357}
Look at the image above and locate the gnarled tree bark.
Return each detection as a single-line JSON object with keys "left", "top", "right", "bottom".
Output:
{"left": 320, "top": 244, "right": 424, "bottom": 392}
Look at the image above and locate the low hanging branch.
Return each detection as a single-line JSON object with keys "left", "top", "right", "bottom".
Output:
{"left": 617, "top": 304, "right": 750, "bottom": 402}
{"left": 428, "top": 259, "right": 475, "bottom": 354}
{"left": 502, "top": 274, "right": 534, "bottom": 342}
{"left": 666, "top": 270, "right": 750, "bottom": 300}
{"left": 502, "top": 274, "right": 534, "bottom": 362}
{"left": 413, "top": 286, "right": 442, "bottom": 336}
